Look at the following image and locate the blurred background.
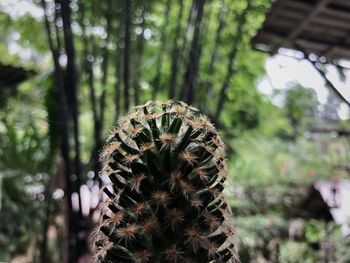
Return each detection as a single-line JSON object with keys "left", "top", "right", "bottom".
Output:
{"left": 0, "top": 0, "right": 349, "bottom": 262}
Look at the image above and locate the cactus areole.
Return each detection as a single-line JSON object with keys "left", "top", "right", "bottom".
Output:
{"left": 93, "top": 101, "right": 237, "bottom": 263}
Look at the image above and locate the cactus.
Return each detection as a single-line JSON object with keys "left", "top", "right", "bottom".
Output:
{"left": 92, "top": 100, "right": 237, "bottom": 263}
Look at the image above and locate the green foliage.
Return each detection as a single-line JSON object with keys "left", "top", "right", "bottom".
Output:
{"left": 12, "top": 14, "right": 47, "bottom": 52}
{"left": 256, "top": 98, "right": 293, "bottom": 138}
{"left": 0, "top": 74, "right": 58, "bottom": 260}
{"left": 283, "top": 84, "right": 319, "bottom": 136}
{"left": 278, "top": 241, "right": 309, "bottom": 263}
{"left": 234, "top": 216, "right": 350, "bottom": 263}
{"left": 0, "top": 119, "right": 52, "bottom": 260}
{"left": 278, "top": 222, "right": 350, "bottom": 263}
{"left": 0, "top": 10, "right": 45, "bottom": 66}
{"left": 227, "top": 89, "right": 350, "bottom": 262}
{"left": 229, "top": 134, "right": 335, "bottom": 187}
{"left": 93, "top": 101, "right": 236, "bottom": 263}
{"left": 236, "top": 214, "right": 288, "bottom": 262}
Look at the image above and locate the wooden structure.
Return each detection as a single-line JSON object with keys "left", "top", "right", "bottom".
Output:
{"left": 293, "top": 180, "right": 350, "bottom": 236}
{"left": 253, "top": 0, "right": 350, "bottom": 61}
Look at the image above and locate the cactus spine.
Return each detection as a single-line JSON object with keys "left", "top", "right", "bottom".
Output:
{"left": 93, "top": 100, "right": 237, "bottom": 262}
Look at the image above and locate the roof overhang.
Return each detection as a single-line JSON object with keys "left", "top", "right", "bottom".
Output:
{"left": 253, "top": 0, "right": 350, "bottom": 61}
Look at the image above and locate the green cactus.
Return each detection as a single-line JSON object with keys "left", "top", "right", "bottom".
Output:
{"left": 92, "top": 100, "right": 237, "bottom": 263}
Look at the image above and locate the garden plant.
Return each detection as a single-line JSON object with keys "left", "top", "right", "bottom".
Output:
{"left": 93, "top": 100, "right": 237, "bottom": 262}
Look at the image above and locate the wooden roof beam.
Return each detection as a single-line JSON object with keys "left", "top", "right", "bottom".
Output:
{"left": 284, "top": 0, "right": 350, "bottom": 21}
{"left": 257, "top": 31, "right": 350, "bottom": 54}
{"left": 288, "top": 0, "right": 330, "bottom": 41}
{"left": 324, "top": 33, "right": 350, "bottom": 57}
{"left": 295, "top": 45, "right": 350, "bottom": 108}
{"left": 267, "top": 0, "right": 286, "bottom": 22}
{"left": 283, "top": 0, "right": 312, "bottom": 10}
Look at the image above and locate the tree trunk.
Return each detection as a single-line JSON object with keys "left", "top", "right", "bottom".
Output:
{"left": 181, "top": 0, "right": 195, "bottom": 58}
{"left": 133, "top": 0, "right": 146, "bottom": 105}
{"left": 86, "top": 40, "right": 101, "bottom": 171}
{"left": 94, "top": 0, "right": 113, "bottom": 173}
{"left": 168, "top": 0, "right": 184, "bottom": 99}
{"left": 59, "top": 0, "right": 86, "bottom": 260}
{"left": 182, "top": 0, "right": 206, "bottom": 104}
{"left": 204, "top": 0, "right": 225, "bottom": 110}
{"left": 41, "top": 1, "right": 76, "bottom": 262}
{"left": 77, "top": 1, "right": 102, "bottom": 176}
{"left": 214, "top": 0, "right": 252, "bottom": 123}
{"left": 152, "top": 0, "right": 171, "bottom": 99}
{"left": 123, "top": 0, "right": 131, "bottom": 111}
{"left": 100, "top": 0, "right": 112, "bottom": 126}
{"left": 59, "top": 0, "right": 82, "bottom": 202}
{"left": 114, "top": 3, "right": 123, "bottom": 121}
{"left": 39, "top": 175, "right": 56, "bottom": 263}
